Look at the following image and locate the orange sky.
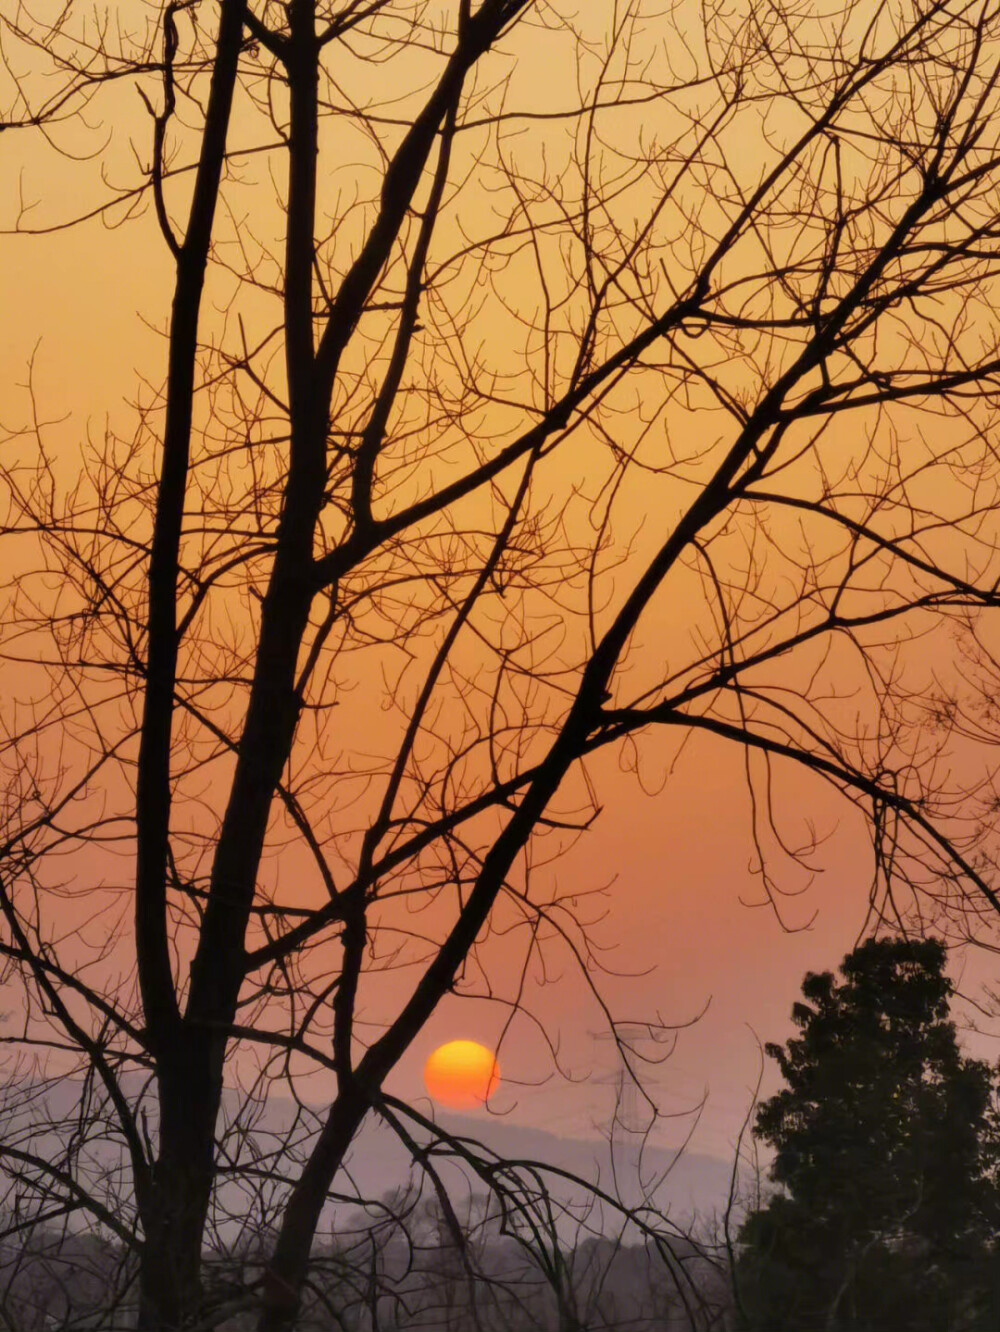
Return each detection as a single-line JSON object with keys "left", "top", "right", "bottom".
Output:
{"left": 3, "top": 0, "right": 1000, "bottom": 1172}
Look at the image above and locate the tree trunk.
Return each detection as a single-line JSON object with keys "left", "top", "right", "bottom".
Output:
{"left": 135, "top": 1034, "right": 220, "bottom": 1331}
{"left": 257, "top": 1089, "right": 369, "bottom": 1332}
{"left": 137, "top": 1171, "right": 210, "bottom": 1331}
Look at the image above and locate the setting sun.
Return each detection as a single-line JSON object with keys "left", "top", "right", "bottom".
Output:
{"left": 424, "top": 1040, "right": 500, "bottom": 1110}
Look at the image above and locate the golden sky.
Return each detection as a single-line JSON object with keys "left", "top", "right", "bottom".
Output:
{"left": 3, "top": 0, "right": 1000, "bottom": 1166}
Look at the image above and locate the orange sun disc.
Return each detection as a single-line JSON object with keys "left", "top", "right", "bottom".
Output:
{"left": 424, "top": 1040, "right": 500, "bottom": 1110}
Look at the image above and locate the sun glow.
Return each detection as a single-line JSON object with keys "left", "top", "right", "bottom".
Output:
{"left": 424, "top": 1040, "right": 500, "bottom": 1110}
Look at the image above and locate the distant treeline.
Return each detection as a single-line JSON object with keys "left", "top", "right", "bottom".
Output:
{"left": 0, "top": 1210, "right": 734, "bottom": 1331}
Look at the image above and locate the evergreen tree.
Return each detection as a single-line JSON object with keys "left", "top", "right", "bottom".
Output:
{"left": 737, "top": 937, "right": 1000, "bottom": 1331}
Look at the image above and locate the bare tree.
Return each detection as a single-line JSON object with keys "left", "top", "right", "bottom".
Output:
{"left": 5, "top": 0, "right": 1000, "bottom": 1327}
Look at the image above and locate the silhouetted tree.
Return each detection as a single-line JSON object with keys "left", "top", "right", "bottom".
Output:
{"left": 9, "top": 1, "right": 1000, "bottom": 1328}
{"left": 737, "top": 937, "right": 1000, "bottom": 1331}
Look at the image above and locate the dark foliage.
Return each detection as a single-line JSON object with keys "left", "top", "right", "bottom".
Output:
{"left": 737, "top": 937, "right": 1000, "bottom": 1331}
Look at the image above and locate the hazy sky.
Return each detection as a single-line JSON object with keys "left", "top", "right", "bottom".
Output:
{"left": 0, "top": 210, "right": 905, "bottom": 1161}
{"left": 394, "top": 734, "right": 889, "bottom": 1157}
{"left": 4, "top": 1, "right": 1000, "bottom": 1176}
